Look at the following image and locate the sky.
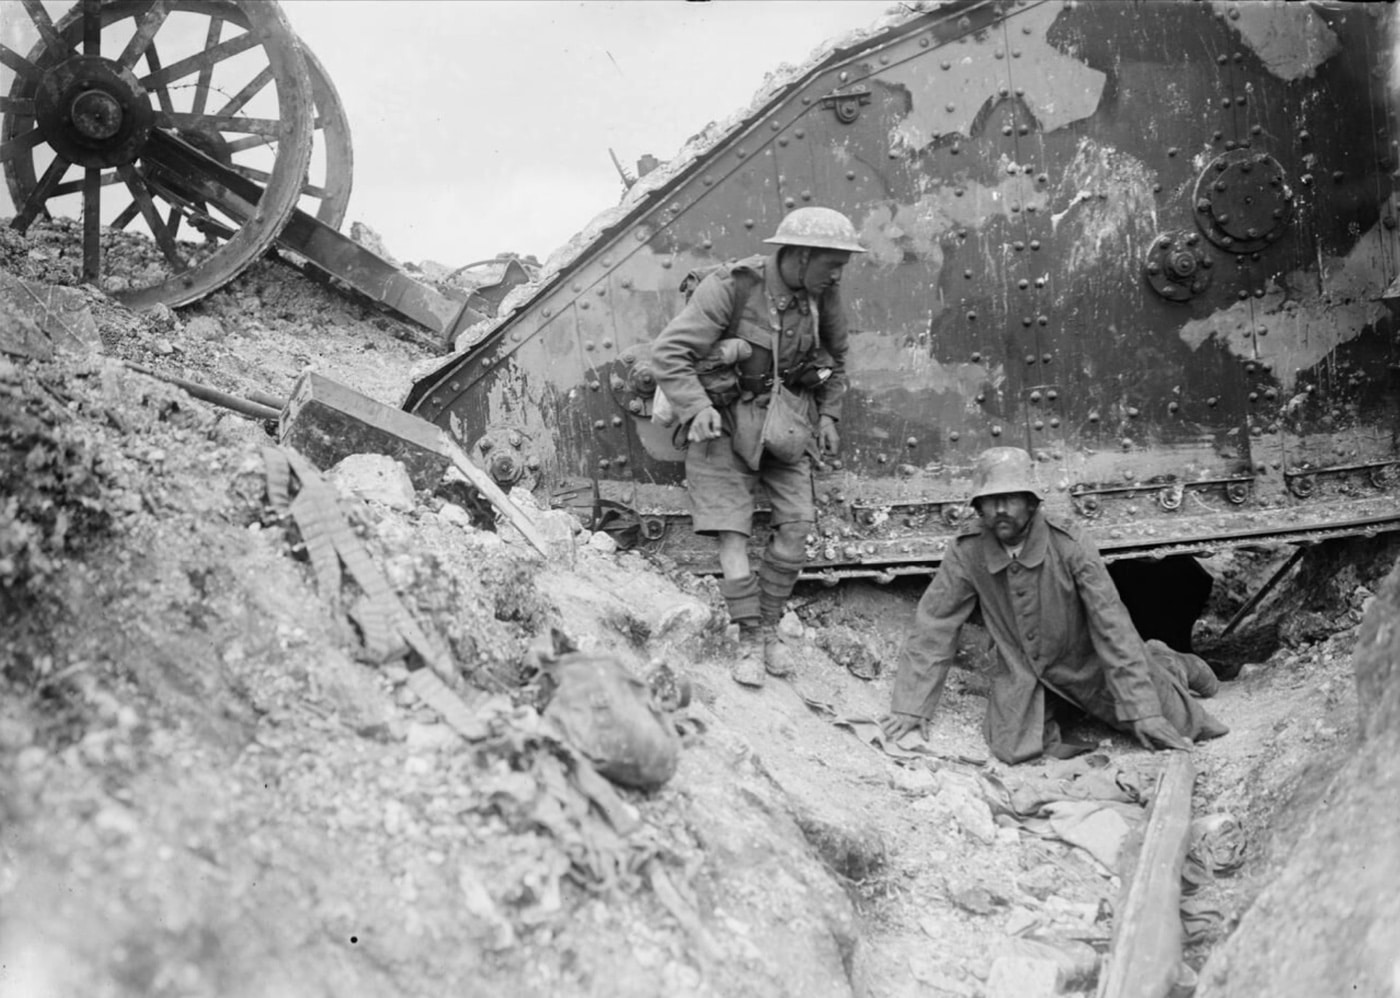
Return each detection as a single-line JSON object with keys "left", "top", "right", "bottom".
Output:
{"left": 3, "top": 1, "right": 895, "bottom": 268}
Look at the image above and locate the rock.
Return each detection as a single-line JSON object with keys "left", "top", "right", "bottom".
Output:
{"left": 951, "top": 886, "right": 1000, "bottom": 916}
{"left": 93, "top": 803, "right": 140, "bottom": 839}
{"left": 890, "top": 764, "right": 938, "bottom": 794}
{"left": 405, "top": 721, "right": 460, "bottom": 753}
{"left": 587, "top": 531, "right": 618, "bottom": 554}
{"left": 435, "top": 502, "right": 477, "bottom": 530}
{"left": 457, "top": 864, "right": 516, "bottom": 951}
{"left": 506, "top": 485, "right": 543, "bottom": 511}
{"left": 144, "top": 302, "right": 178, "bottom": 332}
{"left": 15, "top": 745, "right": 47, "bottom": 773}
{"left": 984, "top": 955, "right": 1062, "bottom": 998}
{"left": 329, "top": 453, "right": 417, "bottom": 511}
{"left": 382, "top": 663, "right": 411, "bottom": 685}
{"left": 814, "top": 622, "right": 881, "bottom": 680}
{"left": 307, "top": 646, "right": 396, "bottom": 736}
{"left": 1000, "top": 935, "right": 1098, "bottom": 989}
{"left": 150, "top": 337, "right": 176, "bottom": 355}
{"left": 350, "top": 221, "right": 400, "bottom": 266}
{"left": 184, "top": 315, "right": 225, "bottom": 341}
{"left": 533, "top": 509, "right": 579, "bottom": 561}
{"left": 1003, "top": 907, "right": 1041, "bottom": 936}
{"left": 909, "top": 959, "right": 977, "bottom": 996}
{"left": 934, "top": 778, "right": 998, "bottom": 845}
{"left": 0, "top": 716, "right": 35, "bottom": 750}
{"left": 649, "top": 600, "right": 713, "bottom": 647}
{"left": 1017, "top": 863, "right": 1062, "bottom": 901}
{"left": 383, "top": 799, "right": 407, "bottom": 835}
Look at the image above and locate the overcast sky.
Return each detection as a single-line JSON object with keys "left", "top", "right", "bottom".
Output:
{"left": 3, "top": 1, "right": 894, "bottom": 268}
{"left": 282, "top": 1, "right": 893, "bottom": 266}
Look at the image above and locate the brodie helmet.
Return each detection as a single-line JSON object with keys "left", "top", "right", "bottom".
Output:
{"left": 762, "top": 206, "right": 867, "bottom": 253}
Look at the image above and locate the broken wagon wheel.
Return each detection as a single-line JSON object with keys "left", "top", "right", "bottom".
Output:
{"left": 299, "top": 44, "right": 352, "bottom": 228}
{"left": 1, "top": 0, "right": 314, "bottom": 310}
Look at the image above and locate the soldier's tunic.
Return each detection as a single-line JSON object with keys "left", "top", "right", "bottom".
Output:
{"left": 651, "top": 251, "right": 850, "bottom": 535}
{"left": 890, "top": 512, "right": 1225, "bottom": 764}
{"left": 651, "top": 251, "right": 850, "bottom": 429}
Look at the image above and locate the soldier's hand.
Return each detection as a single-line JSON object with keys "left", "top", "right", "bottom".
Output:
{"left": 879, "top": 713, "right": 929, "bottom": 743}
{"left": 819, "top": 415, "right": 840, "bottom": 456}
{"left": 1131, "top": 716, "right": 1192, "bottom": 752}
{"left": 688, "top": 407, "right": 723, "bottom": 443}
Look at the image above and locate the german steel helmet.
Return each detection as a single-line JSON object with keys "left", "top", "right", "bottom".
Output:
{"left": 969, "top": 447, "right": 1045, "bottom": 502}
{"left": 763, "top": 207, "right": 867, "bottom": 253}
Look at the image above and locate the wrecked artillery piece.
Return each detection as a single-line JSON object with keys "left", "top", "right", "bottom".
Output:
{"left": 1, "top": 0, "right": 525, "bottom": 341}
{"left": 401, "top": 0, "right": 1400, "bottom": 598}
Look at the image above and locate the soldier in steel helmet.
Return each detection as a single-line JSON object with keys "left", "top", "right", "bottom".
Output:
{"left": 880, "top": 446, "right": 1227, "bottom": 764}
{"left": 651, "top": 206, "right": 866, "bottom": 687}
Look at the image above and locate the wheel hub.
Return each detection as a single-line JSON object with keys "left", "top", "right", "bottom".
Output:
{"left": 34, "top": 55, "right": 153, "bottom": 169}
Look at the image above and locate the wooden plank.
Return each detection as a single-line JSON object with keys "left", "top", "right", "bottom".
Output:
{"left": 1098, "top": 752, "right": 1195, "bottom": 998}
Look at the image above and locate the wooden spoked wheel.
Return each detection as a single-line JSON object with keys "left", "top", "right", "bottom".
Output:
{"left": 0, "top": 0, "right": 335, "bottom": 310}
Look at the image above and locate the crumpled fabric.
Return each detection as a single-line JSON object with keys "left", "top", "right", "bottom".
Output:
{"left": 1037, "top": 799, "right": 1143, "bottom": 873}
{"left": 986, "top": 752, "right": 1149, "bottom": 818}
{"left": 983, "top": 753, "right": 1155, "bottom": 873}
{"left": 833, "top": 713, "right": 989, "bottom": 766}
{"left": 1179, "top": 896, "right": 1225, "bottom": 944}
{"left": 1188, "top": 812, "right": 1247, "bottom": 876}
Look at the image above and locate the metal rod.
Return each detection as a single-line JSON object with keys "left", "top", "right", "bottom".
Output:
{"left": 123, "top": 362, "right": 281, "bottom": 421}
{"left": 245, "top": 388, "right": 289, "bottom": 409}
{"left": 1219, "top": 545, "right": 1307, "bottom": 638}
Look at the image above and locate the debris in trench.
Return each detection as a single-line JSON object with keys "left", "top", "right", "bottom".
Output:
{"left": 262, "top": 445, "right": 453, "bottom": 678}
{"left": 830, "top": 711, "right": 988, "bottom": 766}
{"left": 813, "top": 623, "right": 881, "bottom": 680}
{"left": 1187, "top": 811, "right": 1247, "bottom": 878}
{"left": 985, "top": 752, "right": 1149, "bottom": 817}
{"left": 951, "top": 884, "right": 1006, "bottom": 916}
{"left": 259, "top": 447, "right": 674, "bottom": 890}
{"left": 531, "top": 627, "right": 683, "bottom": 792}
{"left": 1037, "top": 799, "right": 1140, "bottom": 873}
{"left": 278, "top": 370, "right": 548, "bottom": 556}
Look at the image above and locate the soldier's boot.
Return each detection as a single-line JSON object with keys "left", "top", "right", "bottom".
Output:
{"left": 719, "top": 575, "right": 766, "bottom": 687}
{"left": 757, "top": 552, "right": 805, "bottom": 678}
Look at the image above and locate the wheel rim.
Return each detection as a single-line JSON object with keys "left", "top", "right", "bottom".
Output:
{"left": 2, "top": 0, "right": 316, "bottom": 309}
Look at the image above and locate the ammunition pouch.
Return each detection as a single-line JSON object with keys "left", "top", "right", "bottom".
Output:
{"left": 737, "top": 347, "right": 833, "bottom": 397}
{"left": 696, "top": 355, "right": 740, "bottom": 408}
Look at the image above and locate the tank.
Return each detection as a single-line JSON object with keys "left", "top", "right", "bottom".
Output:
{"left": 403, "top": 0, "right": 1400, "bottom": 581}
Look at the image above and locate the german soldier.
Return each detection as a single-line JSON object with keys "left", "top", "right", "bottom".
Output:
{"left": 651, "top": 206, "right": 866, "bottom": 686}
{"left": 880, "top": 446, "right": 1227, "bottom": 763}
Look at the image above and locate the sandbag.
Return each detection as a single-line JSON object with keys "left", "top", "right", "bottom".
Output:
{"left": 536, "top": 629, "right": 680, "bottom": 791}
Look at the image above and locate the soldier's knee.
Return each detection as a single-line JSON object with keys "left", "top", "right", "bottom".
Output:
{"left": 772, "top": 521, "right": 812, "bottom": 550}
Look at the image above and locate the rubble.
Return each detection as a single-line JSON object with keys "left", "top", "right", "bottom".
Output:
{"left": 0, "top": 216, "right": 1395, "bottom": 997}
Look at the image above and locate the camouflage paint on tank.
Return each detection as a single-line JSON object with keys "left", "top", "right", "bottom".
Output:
{"left": 406, "top": 0, "right": 1399, "bottom": 577}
